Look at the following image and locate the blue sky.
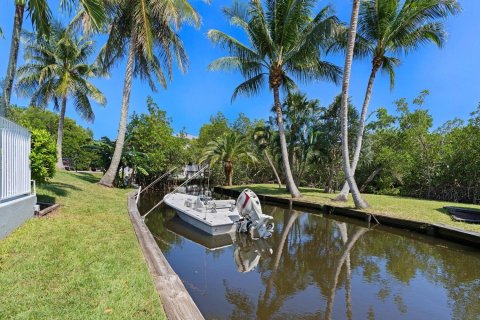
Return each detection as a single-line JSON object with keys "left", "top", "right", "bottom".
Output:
{"left": 1, "top": 0, "right": 479, "bottom": 139}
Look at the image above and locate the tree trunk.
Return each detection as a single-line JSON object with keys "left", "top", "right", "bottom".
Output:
{"left": 360, "top": 166, "right": 383, "bottom": 192}
{"left": 56, "top": 96, "right": 67, "bottom": 169}
{"left": 335, "top": 64, "right": 379, "bottom": 201}
{"left": 224, "top": 161, "right": 233, "bottom": 186}
{"left": 265, "top": 150, "right": 282, "bottom": 188}
{"left": 325, "top": 225, "right": 367, "bottom": 320}
{"left": 273, "top": 86, "right": 301, "bottom": 198}
{"left": 99, "top": 24, "right": 136, "bottom": 187}
{"left": 1, "top": 4, "right": 25, "bottom": 117}
{"left": 338, "top": 0, "right": 369, "bottom": 209}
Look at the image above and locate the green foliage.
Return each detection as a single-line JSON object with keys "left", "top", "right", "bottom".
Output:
{"left": 30, "top": 129, "right": 56, "bottom": 183}
{"left": 16, "top": 24, "right": 106, "bottom": 121}
{"left": 10, "top": 106, "right": 97, "bottom": 170}
{"left": 356, "top": 91, "right": 480, "bottom": 203}
{"left": 208, "top": 0, "right": 342, "bottom": 99}
{"left": 127, "top": 97, "right": 188, "bottom": 176}
{"left": 200, "top": 131, "right": 257, "bottom": 186}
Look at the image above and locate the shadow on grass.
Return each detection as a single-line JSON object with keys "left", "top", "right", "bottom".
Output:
{"left": 71, "top": 172, "right": 101, "bottom": 184}
{"left": 41, "top": 182, "right": 82, "bottom": 197}
{"left": 37, "top": 194, "right": 56, "bottom": 204}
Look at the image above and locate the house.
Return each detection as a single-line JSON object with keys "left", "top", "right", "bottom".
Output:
{"left": 0, "top": 117, "right": 36, "bottom": 239}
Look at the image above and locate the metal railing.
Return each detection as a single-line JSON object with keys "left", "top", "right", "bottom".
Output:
{"left": 142, "top": 164, "right": 209, "bottom": 220}
{"left": 0, "top": 117, "right": 31, "bottom": 202}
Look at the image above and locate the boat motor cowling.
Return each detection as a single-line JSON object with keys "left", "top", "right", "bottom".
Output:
{"left": 236, "top": 189, "right": 274, "bottom": 238}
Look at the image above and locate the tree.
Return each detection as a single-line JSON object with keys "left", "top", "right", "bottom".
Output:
{"left": 10, "top": 105, "right": 97, "bottom": 170}
{"left": 339, "top": 0, "right": 369, "bottom": 209}
{"left": 334, "top": 0, "right": 460, "bottom": 201}
{"left": 30, "top": 129, "right": 57, "bottom": 183}
{"left": 16, "top": 25, "right": 106, "bottom": 169}
{"left": 200, "top": 132, "right": 257, "bottom": 186}
{"left": 1, "top": 0, "right": 106, "bottom": 117}
{"left": 127, "top": 97, "right": 187, "bottom": 179}
{"left": 208, "top": 0, "right": 342, "bottom": 198}
{"left": 253, "top": 124, "right": 282, "bottom": 188}
{"left": 312, "top": 96, "right": 359, "bottom": 193}
{"left": 282, "top": 92, "right": 320, "bottom": 185}
{"left": 98, "top": 0, "right": 200, "bottom": 187}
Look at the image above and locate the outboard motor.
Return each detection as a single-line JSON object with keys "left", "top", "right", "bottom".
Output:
{"left": 236, "top": 189, "right": 274, "bottom": 238}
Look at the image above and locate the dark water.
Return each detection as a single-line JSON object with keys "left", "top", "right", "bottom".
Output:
{"left": 139, "top": 193, "right": 480, "bottom": 320}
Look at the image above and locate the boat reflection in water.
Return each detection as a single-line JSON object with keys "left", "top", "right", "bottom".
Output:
{"left": 165, "top": 215, "right": 273, "bottom": 273}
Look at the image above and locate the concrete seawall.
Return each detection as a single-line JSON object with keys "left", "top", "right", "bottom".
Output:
{"left": 214, "top": 187, "right": 480, "bottom": 249}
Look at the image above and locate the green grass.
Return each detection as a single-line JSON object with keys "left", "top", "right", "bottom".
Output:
{"left": 231, "top": 184, "right": 480, "bottom": 233}
{"left": 0, "top": 171, "right": 166, "bottom": 319}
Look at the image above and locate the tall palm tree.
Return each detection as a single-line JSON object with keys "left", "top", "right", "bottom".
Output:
{"left": 98, "top": 0, "right": 200, "bottom": 187}
{"left": 1, "top": 0, "right": 106, "bottom": 117}
{"left": 16, "top": 25, "right": 106, "bottom": 169}
{"left": 339, "top": 0, "right": 369, "bottom": 209}
{"left": 200, "top": 132, "right": 257, "bottom": 186}
{"left": 333, "top": 0, "right": 460, "bottom": 201}
{"left": 208, "top": 0, "right": 342, "bottom": 198}
{"left": 253, "top": 124, "right": 282, "bottom": 188}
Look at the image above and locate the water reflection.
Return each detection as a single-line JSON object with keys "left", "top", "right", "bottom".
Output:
{"left": 141, "top": 193, "right": 480, "bottom": 320}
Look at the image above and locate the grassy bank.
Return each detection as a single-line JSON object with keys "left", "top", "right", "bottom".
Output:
{"left": 230, "top": 184, "right": 480, "bottom": 233}
{"left": 0, "top": 171, "right": 165, "bottom": 319}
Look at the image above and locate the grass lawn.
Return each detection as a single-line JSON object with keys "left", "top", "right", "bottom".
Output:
{"left": 230, "top": 184, "right": 480, "bottom": 233}
{"left": 0, "top": 171, "right": 165, "bottom": 319}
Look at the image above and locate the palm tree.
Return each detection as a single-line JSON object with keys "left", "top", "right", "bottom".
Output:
{"left": 253, "top": 124, "right": 282, "bottom": 188}
{"left": 1, "top": 0, "right": 105, "bottom": 117}
{"left": 339, "top": 0, "right": 369, "bottom": 209}
{"left": 200, "top": 132, "right": 257, "bottom": 186}
{"left": 16, "top": 25, "right": 106, "bottom": 169}
{"left": 333, "top": 0, "right": 460, "bottom": 201}
{"left": 98, "top": 0, "right": 200, "bottom": 187}
{"left": 208, "top": 0, "right": 342, "bottom": 198}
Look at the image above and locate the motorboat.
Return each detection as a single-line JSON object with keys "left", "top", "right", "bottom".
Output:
{"left": 163, "top": 188, "right": 274, "bottom": 239}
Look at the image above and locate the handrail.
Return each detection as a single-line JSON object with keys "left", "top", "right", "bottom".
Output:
{"left": 142, "top": 164, "right": 209, "bottom": 220}
{"left": 136, "top": 186, "right": 142, "bottom": 205}
{"left": 139, "top": 167, "right": 176, "bottom": 195}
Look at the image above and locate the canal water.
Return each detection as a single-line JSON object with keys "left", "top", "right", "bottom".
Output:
{"left": 139, "top": 193, "right": 480, "bottom": 320}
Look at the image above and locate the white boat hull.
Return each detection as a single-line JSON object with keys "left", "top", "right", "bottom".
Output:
{"left": 164, "top": 193, "right": 239, "bottom": 236}
{"left": 175, "top": 210, "right": 237, "bottom": 235}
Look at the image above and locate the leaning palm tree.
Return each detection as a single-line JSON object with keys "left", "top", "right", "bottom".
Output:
{"left": 16, "top": 25, "right": 106, "bottom": 169}
{"left": 339, "top": 0, "right": 369, "bottom": 209}
{"left": 208, "top": 0, "right": 342, "bottom": 198}
{"left": 200, "top": 132, "right": 257, "bottom": 186}
{"left": 253, "top": 124, "right": 282, "bottom": 188}
{"left": 333, "top": 0, "right": 460, "bottom": 201}
{"left": 98, "top": 0, "right": 200, "bottom": 187}
{"left": 1, "top": 0, "right": 106, "bottom": 117}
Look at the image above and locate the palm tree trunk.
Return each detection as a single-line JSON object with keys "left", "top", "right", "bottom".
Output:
{"left": 336, "top": 66, "right": 379, "bottom": 201}
{"left": 339, "top": 0, "right": 369, "bottom": 209}
{"left": 273, "top": 86, "right": 301, "bottom": 198}
{"left": 56, "top": 96, "right": 67, "bottom": 169}
{"left": 99, "top": 24, "right": 136, "bottom": 187}
{"left": 324, "top": 226, "right": 367, "bottom": 320}
{"left": 360, "top": 166, "right": 383, "bottom": 192}
{"left": 265, "top": 150, "right": 282, "bottom": 188}
{"left": 224, "top": 161, "right": 233, "bottom": 186}
{"left": 1, "top": 3, "right": 25, "bottom": 117}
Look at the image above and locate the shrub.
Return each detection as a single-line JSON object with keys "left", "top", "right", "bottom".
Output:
{"left": 30, "top": 129, "right": 57, "bottom": 183}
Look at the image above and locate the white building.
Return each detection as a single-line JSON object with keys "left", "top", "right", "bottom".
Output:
{"left": 0, "top": 117, "right": 36, "bottom": 239}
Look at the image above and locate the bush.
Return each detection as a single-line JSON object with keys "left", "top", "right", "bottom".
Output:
{"left": 30, "top": 129, "right": 57, "bottom": 183}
